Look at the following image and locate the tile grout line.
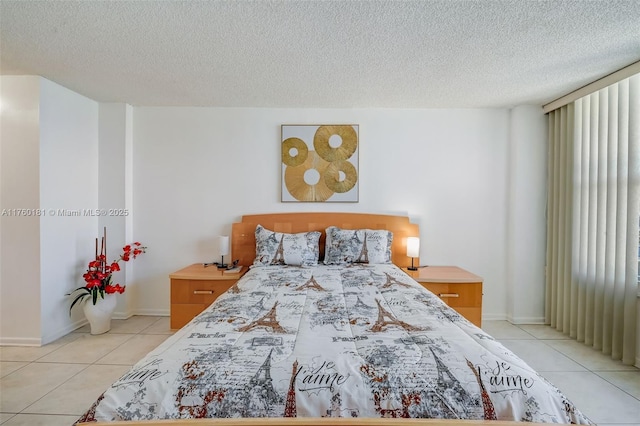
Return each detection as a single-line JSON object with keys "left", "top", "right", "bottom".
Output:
{"left": 591, "top": 370, "right": 640, "bottom": 402}
{"left": 512, "top": 324, "right": 640, "bottom": 404}
{"left": 5, "top": 319, "right": 637, "bottom": 420}
{"left": 2, "top": 334, "right": 89, "bottom": 417}
{"left": 15, "top": 328, "right": 108, "bottom": 417}
{"left": 1, "top": 317, "right": 169, "bottom": 421}
{"left": 17, "top": 362, "right": 92, "bottom": 417}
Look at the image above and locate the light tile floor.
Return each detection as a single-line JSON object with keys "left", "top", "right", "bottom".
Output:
{"left": 483, "top": 321, "right": 640, "bottom": 426}
{"left": 0, "top": 316, "right": 173, "bottom": 425}
{"left": 0, "top": 318, "right": 638, "bottom": 425}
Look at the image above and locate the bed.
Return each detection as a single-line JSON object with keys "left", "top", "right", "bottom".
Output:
{"left": 76, "top": 213, "right": 591, "bottom": 425}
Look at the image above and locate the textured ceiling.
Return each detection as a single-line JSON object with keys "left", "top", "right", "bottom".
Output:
{"left": 1, "top": 0, "right": 639, "bottom": 108}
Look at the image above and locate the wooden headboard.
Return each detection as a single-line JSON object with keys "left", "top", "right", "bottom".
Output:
{"left": 231, "top": 212, "right": 419, "bottom": 268}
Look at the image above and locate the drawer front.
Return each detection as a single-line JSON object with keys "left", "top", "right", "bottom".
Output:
{"left": 455, "top": 307, "right": 482, "bottom": 328}
{"left": 420, "top": 283, "right": 449, "bottom": 300}
{"left": 171, "top": 279, "right": 236, "bottom": 304}
{"left": 419, "top": 281, "right": 482, "bottom": 327}
{"left": 441, "top": 282, "right": 481, "bottom": 308}
{"left": 420, "top": 282, "right": 481, "bottom": 308}
{"left": 171, "top": 304, "right": 206, "bottom": 329}
{"left": 170, "top": 278, "right": 237, "bottom": 329}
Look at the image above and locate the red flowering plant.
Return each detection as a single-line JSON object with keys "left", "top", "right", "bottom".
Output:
{"left": 68, "top": 242, "right": 146, "bottom": 314}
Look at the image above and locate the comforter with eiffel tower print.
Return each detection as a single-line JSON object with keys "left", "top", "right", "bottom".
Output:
{"left": 76, "top": 264, "right": 592, "bottom": 424}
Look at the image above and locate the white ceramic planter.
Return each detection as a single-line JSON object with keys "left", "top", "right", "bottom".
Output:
{"left": 82, "top": 294, "right": 117, "bottom": 335}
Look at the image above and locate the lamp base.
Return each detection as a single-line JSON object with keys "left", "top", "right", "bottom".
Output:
{"left": 203, "top": 262, "right": 228, "bottom": 268}
{"left": 216, "top": 255, "right": 228, "bottom": 269}
{"left": 204, "top": 255, "right": 228, "bottom": 269}
{"left": 408, "top": 257, "right": 419, "bottom": 271}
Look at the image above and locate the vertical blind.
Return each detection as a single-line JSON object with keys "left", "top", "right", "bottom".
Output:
{"left": 546, "top": 73, "right": 639, "bottom": 365}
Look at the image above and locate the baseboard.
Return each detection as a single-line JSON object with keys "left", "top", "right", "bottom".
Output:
{"left": 481, "top": 313, "right": 507, "bottom": 321}
{"left": 2, "top": 310, "right": 170, "bottom": 346}
{"left": 1, "top": 317, "right": 93, "bottom": 346}
{"left": 46, "top": 319, "right": 88, "bottom": 344}
{"left": 132, "top": 308, "right": 170, "bottom": 316}
{"left": 481, "top": 313, "right": 546, "bottom": 325}
{"left": 507, "top": 315, "right": 546, "bottom": 325}
{"left": 0, "top": 336, "right": 42, "bottom": 346}
{"left": 112, "top": 310, "right": 134, "bottom": 320}
{"left": 112, "top": 309, "right": 169, "bottom": 319}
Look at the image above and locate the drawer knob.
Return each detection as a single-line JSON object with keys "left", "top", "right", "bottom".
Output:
{"left": 193, "top": 290, "right": 214, "bottom": 295}
{"left": 439, "top": 293, "right": 459, "bottom": 298}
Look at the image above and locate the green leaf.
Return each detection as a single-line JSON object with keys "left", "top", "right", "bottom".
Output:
{"left": 66, "top": 287, "right": 90, "bottom": 296}
{"left": 69, "top": 293, "right": 89, "bottom": 314}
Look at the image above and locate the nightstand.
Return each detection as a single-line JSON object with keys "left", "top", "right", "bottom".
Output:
{"left": 403, "top": 266, "right": 483, "bottom": 327}
{"left": 169, "top": 263, "right": 248, "bottom": 329}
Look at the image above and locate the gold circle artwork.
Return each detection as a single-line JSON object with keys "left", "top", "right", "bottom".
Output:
{"left": 282, "top": 125, "right": 359, "bottom": 202}
{"left": 282, "top": 137, "right": 308, "bottom": 167}
{"left": 284, "top": 151, "right": 333, "bottom": 202}
{"left": 324, "top": 160, "right": 358, "bottom": 193}
{"left": 313, "top": 125, "right": 357, "bottom": 162}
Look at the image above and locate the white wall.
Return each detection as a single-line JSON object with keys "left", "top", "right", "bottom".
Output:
{"left": 130, "top": 107, "right": 529, "bottom": 319}
{"left": 98, "top": 103, "right": 133, "bottom": 318}
{"left": 0, "top": 76, "right": 99, "bottom": 345}
{"left": 1, "top": 89, "right": 549, "bottom": 344}
{"left": 506, "top": 106, "right": 548, "bottom": 323}
{"left": 39, "top": 78, "right": 99, "bottom": 344}
{"left": 0, "top": 76, "right": 42, "bottom": 345}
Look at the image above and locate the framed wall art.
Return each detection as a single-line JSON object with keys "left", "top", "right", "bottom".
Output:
{"left": 281, "top": 124, "right": 359, "bottom": 202}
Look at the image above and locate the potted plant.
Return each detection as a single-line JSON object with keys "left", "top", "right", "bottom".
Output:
{"left": 69, "top": 229, "right": 146, "bottom": 334}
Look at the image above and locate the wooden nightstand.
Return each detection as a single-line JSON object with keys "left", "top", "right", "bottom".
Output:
{"left": 403, "top": 266, "right": 483, "bottom": 327}
{"left": 169, "top": 264, "right": 248, "bottom": 329}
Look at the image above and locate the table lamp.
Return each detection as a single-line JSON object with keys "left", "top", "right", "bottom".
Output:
{"left": 407, "top": 236, "right": 420, "bottom": 271}
{"left": 217, "top": 235, "right": 229, "bottom": 269}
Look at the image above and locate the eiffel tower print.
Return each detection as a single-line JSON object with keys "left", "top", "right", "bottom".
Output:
{"left": 428, "top": 347, "right": 466, "bottom": 392}
{"left": 356, "top": 233, "right": 369, "bottom": 263}
{"left": 370, "top": 299, "right": 420, "bottom": 332}
{"left": 238, "top": 301, "right": 286, "bottom": 333}
{"left": 284, "top": 360, "right": 298, "bottom": 417}
{"left": 295, "top": 276, "right": 326, "bottom": 291}
{"left": 245, "top": 349, "right": 281, "bottom": 415}
{"left": 354, "top": 296, "right": 372, "bottom": 310}
{"left": 466, "top": 359, "right": 497, "bottom": 420}
{"left": 271, "top": 235, "right": 286, "bottom": 265}
{"left": 381, "top": 272, "right": 411, "bottom": 289}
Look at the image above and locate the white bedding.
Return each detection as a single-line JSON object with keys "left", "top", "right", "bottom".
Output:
{"left": 77, "top": 264, "right": 591, "bottom": 423}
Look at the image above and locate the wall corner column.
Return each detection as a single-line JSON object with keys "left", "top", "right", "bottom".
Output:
{"left": 506, "top": 105, "right": 548, "bottom": 324}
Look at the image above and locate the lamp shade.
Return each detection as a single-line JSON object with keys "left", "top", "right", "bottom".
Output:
{"left": 219, "top": 235, "right": 230, "bottom": 256}
{"left": 407, "top": 237, "right": 420, "bottom": 258}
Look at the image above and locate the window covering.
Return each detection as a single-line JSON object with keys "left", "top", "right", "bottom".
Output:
{"left": 546, "top": 73, "right": 639, "bottom": 365}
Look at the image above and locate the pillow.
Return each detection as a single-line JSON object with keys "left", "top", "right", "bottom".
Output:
{"left": 253, "top": 225, "right": 321, "bottom": 267}
{"left": 324, "top": 227, "right": 393, "bottom": 265}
